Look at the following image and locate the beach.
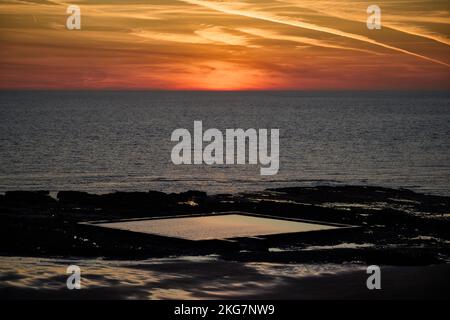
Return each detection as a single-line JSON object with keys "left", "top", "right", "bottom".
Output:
{"left": 0, "top": 185, "right": 448, "bottom": 299}
{"left": 1, "top": 256, "right": 449, "bottom": 299}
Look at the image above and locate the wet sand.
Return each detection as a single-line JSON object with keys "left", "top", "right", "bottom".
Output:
{"left": 0, "top": 256, "right": 448, "bottom": 300}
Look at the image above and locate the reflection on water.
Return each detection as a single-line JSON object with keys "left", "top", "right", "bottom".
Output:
{"left": 95, "top": 214, "right": 340, "bottom": 240}
{"left": 1, "top": 91, "right": 449, "bottom": 195}
{"left": 0, "top": 256, "right": 364, "bottom": 299}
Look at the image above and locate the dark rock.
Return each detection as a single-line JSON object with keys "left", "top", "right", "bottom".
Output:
{"left": 170, "top": 190, "right": 208, "bottom": 202}
{"left": 0, "top": 185, "right": 449, "bottom": 263}
{"left": 3, "top": 191, "right": 56, "bottom": 208}
{"left": 99, "top": 191, "right": 169, "bottom": 210}
{"left": 57, "top": 191, "right": 100, "bottom": 206}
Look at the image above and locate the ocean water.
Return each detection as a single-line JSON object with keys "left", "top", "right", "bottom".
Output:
{"left": 0, "top": 91, "right": 449, "bottom": 195}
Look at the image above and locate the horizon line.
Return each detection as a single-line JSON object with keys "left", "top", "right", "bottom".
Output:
{"left": 1, "top": 88, "right": 450, "bottom": 93}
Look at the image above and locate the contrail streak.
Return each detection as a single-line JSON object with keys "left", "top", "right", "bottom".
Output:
{"left": 180, "top": 0, "right": 449, "bottom": 67}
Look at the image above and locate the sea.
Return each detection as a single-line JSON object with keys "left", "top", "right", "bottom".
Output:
{"left": 0, "top": 91, "right": 449, "bottom": 195}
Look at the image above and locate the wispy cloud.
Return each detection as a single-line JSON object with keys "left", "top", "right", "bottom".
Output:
{"left": 132, "top": 29, "right": 211, "bottom": 44}
{"left": 0, "top": 0, "right": 449, "bottom": 89}
{"left": 180, "top": 0, "right": 449, "bottom": 67}
{"left": 237, "top": 27, "right": 377, "bottom": 54}
{"left": 280, "top": 0, "right": 450, "bottom": 46}
{"left": 195, "top": 26, "right": 256, "bottom": 47}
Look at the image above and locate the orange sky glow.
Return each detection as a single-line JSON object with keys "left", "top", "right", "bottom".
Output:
{"left": 0, "top": 0, "right": 449, "bottom": 90}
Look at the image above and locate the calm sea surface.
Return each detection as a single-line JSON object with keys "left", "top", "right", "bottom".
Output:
{"left": 0, "top": 91, "right": 449, "bottom": 195}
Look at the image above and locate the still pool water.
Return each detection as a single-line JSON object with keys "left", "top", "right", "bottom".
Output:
{"left": 93, "top": 214, "right": 341, "bottom": 240}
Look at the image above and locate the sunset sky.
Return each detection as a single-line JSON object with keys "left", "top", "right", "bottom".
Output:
{"left": 0, "top": 0, "right": 449, "bottom": 90}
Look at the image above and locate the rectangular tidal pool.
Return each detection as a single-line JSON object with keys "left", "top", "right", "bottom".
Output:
{"left": 92, "top": 214, "right": 341, "bottom": 240}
